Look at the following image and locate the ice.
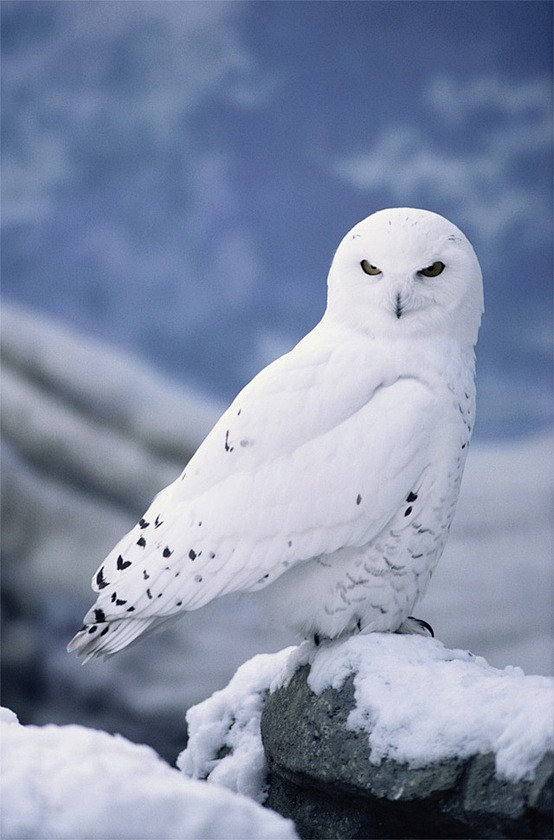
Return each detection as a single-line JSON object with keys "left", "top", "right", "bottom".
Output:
{"left": 0, "top": 708, "right": 297, "bottom": 840}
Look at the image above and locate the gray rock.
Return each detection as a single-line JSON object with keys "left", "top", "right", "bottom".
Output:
{"left": 262, "top": 665, "right": 554, "bottom": 839}
{"left": 462, "top": 753, "right": 526, "bottom": 819}
{"left": 528, "top": 754, "right": 554, "bottom": 817}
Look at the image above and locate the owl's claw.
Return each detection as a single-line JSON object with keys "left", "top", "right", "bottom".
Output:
{"left": 397, "top": 616, "right": 435, "bottom": 637}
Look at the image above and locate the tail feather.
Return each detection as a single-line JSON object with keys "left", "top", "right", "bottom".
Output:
{"left": 67, "top": 618, "right": 156, "bottom": 662}
{"left": 67, "top": 613, "right": 182, "bottom": 661}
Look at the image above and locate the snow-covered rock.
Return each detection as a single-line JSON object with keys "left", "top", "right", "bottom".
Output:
{"left": 178, "top": 647, "right": 297, "bottom": 802}
{"left": 180, "top": 637, "right": 554, "bottom": 838}
{"left": 1, "top": 300, "right": 551, "bottom": 774}
{"left": 0, "top": 302, "right": 292, "bottom": 761}
{"left": 1, "top": 300, "right": 220, "bottom": 602}
{"left": 1, "top": 301, "right": 219, "bottom": 461}
{"left": 0, "top": 708, "right": 297, "bottom": 840}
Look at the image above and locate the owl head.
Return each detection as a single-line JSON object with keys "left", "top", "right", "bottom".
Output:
{"left": 326, "top": 208, "right": 484, "bottom": 346}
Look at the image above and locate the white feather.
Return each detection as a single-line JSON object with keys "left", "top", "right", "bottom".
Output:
{"left": 69, "top": 207, "right": 483, "bottom": 658}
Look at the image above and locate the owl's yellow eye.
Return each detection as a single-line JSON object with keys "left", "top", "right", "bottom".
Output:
{"left": 418, "top": 261, "right": 445, "bottom": 277}
{"left": 360, "top": 260, "right": 382, "bottom": 276}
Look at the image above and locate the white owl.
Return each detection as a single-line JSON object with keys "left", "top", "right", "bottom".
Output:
{"left": 68, "top": 208, "right": 483, "bottom": 661}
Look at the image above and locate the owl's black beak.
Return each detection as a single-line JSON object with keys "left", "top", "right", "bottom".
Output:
{"left": 395, "top": 292, "right": 403, "bottom": 319}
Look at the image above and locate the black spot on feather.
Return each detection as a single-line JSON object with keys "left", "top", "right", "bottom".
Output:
{"left": 404, "top": 506, "right": 413, "bottom": 516}
{"left": 356, "top": 494, "right": 362, "bottom": 505}
{"left": 406, "top": 491, "right": 418, "bottom": 503}
{"left": 154, "top": 515, "right": 163, "bottom": 528}
{"left": 139, "top": 518, "right": 149, "bottom": 529}
{"left": 111, "top": 592, "right": 117, "bottom": 603}
{"left": 162, "top": 546, "right": 173, "bottom": 558}
{"left": 189, "top": 549, "right": 197, "bottom": 561}
{"left": 100, "top": 625, "right": 109, "bottom": 637}
{"left": 116, "top": 598, "right": 127, "bottom": 606}
{"left": 117, "top": 555, "right": 131, "bottom": 571}
{"left": 94, "top": 608, "right": 106, "bottom": 623}
{"left": 176, "top": 600, "right": 182, "bottom": 607}
{"left": 137, "top": 536, "right": 146, "bottom": 548}
{"left": 127, "top": 606, "right": 135, "bottom": 612}
{"left": 143, "top": 570, "right": 150, "bottom": 580}
{"left": 96, "top": 568, "right": 109, "bottom": 589}
{"left": 88, "top": 625, "right": 97, "bottom": 634}
{"left": 146, "top": 588, "right": 152, "bottom": 600}
{"left": 224, "top": 429, "right": 234, "bottom": 452}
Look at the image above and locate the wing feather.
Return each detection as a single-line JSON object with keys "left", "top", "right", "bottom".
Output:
{"left": 71, "top": 323, "right": 437, "bottom": 656}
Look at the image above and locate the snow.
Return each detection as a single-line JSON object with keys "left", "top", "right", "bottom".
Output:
{"left": 0, "top": 708, "right": 297, "bottom": 840}
{"left": 1, "top": 301, "right": 221, "bottom": 461}
{"left": 303, "top": 635, "right": 554, "bottom": 782}
{"left": 178, "top": 648, "right": 296, "bottom": 802}
{"left": 180, "top": 635, "right": 554, "bottom": 802}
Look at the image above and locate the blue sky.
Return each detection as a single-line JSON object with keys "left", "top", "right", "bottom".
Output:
{"left": 2, "top": 0, "right": 552, "bottom": 438}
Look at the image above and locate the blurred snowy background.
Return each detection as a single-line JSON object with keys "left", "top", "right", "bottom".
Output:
{"left": 1, "top": 1, "right": 552, "bottom": 763}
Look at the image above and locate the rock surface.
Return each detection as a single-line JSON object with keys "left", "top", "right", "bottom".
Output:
{"left": 180, "top": 635, "right": 553, "bottom": 838}
{"left": 262, "top": 664, "right": 553, "bottom": 839}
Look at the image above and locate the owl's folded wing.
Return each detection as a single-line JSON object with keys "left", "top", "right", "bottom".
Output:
{"left": 68, "top": 329, "right": 435, "bottom": 659}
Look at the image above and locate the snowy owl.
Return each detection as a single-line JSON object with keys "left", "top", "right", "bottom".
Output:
{"left": 68, "top": 208, "right": 483, "bottom": 661}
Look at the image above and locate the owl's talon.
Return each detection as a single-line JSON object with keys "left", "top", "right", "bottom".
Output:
{"left": 397, "top": 616, "right": 435, "bottom": 637}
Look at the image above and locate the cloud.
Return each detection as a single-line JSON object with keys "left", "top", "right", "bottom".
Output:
{"left": 1, "top": 2, "right": 275, "bottom": 226}
{"left": 425, "top": 74, "right": 551, "bottom": 123}
{"left": 331, "top": 74, "right": 552, "bottom": 250}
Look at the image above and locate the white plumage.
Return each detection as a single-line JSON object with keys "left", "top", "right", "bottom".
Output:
{"left": 68, "top": 208, "right": 483, "bottom": 661}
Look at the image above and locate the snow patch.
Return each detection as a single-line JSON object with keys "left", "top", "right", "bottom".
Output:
{"left": 178, "top": 647, "right": 297, "bottom": 801}
{"left": 0, "top": 708, "right": 297, "bottom": 840}
{"left": 306, "top": 635, "right": 554, "bottom": 783}
{"left": 180, "top": 636, "right": 554, "bottom": 803}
